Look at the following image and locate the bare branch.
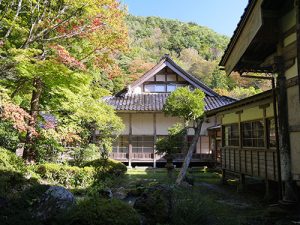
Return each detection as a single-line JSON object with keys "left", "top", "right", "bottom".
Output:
{"left": 22, "top": 4, "right": 87, "bottom": 47}
{"left": 4, "top": 0, "right": 23, "bottom": 38}
{"left": 41, "top": 24, "right": 104, "bottom": 42}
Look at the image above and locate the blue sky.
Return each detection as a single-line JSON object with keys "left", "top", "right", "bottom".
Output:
{"left": 121, "top": 0, "right": 248, "bottom": 37}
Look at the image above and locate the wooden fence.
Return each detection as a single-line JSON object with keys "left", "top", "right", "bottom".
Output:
{"left": 222, "top": 147, "right": 278, "bottom": 181}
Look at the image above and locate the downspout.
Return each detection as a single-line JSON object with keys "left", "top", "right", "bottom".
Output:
{"left": 239, "top": 74, "right": 282, "bottom": 200}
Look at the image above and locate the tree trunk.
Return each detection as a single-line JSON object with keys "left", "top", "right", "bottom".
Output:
{"left": 182, "top": 120, "right": 189, "bottom": 154}
{"left": 176, "top": 119, "right": 203, "bottom": 185}
{"left": 23, "top": 78, "right": 43, "bottom": 162}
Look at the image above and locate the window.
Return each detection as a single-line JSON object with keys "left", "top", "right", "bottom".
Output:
{"left": 112, "top": 136, "right": 129, "bottom": 153}
{"left": 167, "top": 84, "right": 176, "bottom": 92}
{"left": 242, "top": 120, "right": 264, "bottom": 147}
{"left": 267, "top": 118, "right": 276, "bottom": 148}
{"left": 144, "top": 84, "right": 166, "bottom": 92}
{"left": 223, "top": 124, "right": 239, "bottom": 146}
{"left": 155, "top": 84, "right": 165, "bottom": 92}
{"left": 144, "top": 84, "right": 155, "bottom": 92}
{"left": 132, "top": 136, "right": 154, "bottom": 153}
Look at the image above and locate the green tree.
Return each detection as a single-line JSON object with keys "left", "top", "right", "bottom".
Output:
{"left": 0, "top": 0, "right": 127, "bottom": 161}
{"left": 163, "top": 87, "right": 205, "bottom": 184}
{"left": 156, "top": 123, "right": 186, "bottom": 178}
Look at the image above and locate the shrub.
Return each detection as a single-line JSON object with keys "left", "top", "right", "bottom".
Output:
{"left": 62, "top": 198, "right": 140, "bottom": 225}
{"left": 0, "top": 147, "right": 26, "bottom": 173}
{"left": 72, "top": 144, "right": 100, "bottom": 166}
{"left": 0, "top": 121, "right": 20, "bottom": 152}
{"left": 84, "top": 158, "right": 127, "bottom": 177}
{"left": 34, "top": 159, "right": 126, "bottom": 189}
{"left": 34, "top": 163, "right": 95, "bottom": 188}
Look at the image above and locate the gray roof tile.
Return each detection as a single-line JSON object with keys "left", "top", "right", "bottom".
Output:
{"left": 106, "top": 93, "right": 235, "bottom": 112}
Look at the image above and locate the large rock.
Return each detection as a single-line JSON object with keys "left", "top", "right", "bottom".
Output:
{"left": 134, "top": 184, "right": 173, "bottom": 225}
{"left": 34, "top": 186, "right": 75, "bottom": 221}
{"left": 113, "top": 187, "right": 127, "bottom": 200}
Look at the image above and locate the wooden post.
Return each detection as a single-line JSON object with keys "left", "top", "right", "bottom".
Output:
{"left": 128, "top": 114, "right": 133, "bottom": 168}
{"left": 264, "top": 179, "right": 271, "bottom": 201}
{"left": 237, "top": 173, "right": 246, "bottom": 193}
{"left": 153, "top": 113, "right": 157, "bottom": 168}
{"left": 222, "top": 169, "right": 227, "bottom": 185}
{"left": 275, "top": 57, "right": 297, "bottom": 202}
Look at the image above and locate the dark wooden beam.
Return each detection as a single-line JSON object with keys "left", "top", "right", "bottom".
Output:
{"left": 296, "top": 0, "right": 300, "bottom": 102}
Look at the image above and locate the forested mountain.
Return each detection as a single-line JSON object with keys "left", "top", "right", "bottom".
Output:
{"left": 117, "top": 15, "right": 270, "bottom": 99}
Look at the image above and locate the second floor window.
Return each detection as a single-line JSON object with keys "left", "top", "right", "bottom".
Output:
{"left": 144, "top": 83, "right": 188, "bottom": 93}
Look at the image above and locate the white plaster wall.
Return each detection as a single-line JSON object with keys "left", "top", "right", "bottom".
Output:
{"left": 132, "top": 86, "right": 142, "bottom": 94}
{"left": 240, "top": 106, "right": 264, "bottom": 122}
{"left": 118, "top": 113, "right": 130, "bottom": 135}
{"left": 222, "top": 112, "right": 239, "bottom": 124}
{"left": 266, "top": 103, "right": 274, "bottom": 118}
{"left": 290, "top": 132, "right": 300, "bottom": 177}
{"left": 156, "top": 113, "right": 183, "bottom": 135}
{"left": 132, "top": 113, "right": 154, "bottom": 135}
{"left": 285, "top": 60, "right": 297, "bottom": 80}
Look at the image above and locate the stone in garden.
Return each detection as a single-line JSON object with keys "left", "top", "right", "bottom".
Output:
{"left": 113, "top": 187, "right": 128, "bottom": 200}
{"left": 33, "top": 186, "right": 75, "bottom": 221}
{"left": 134, "top": 184, "right": 173, "bottom": 225}
{"left": 98, "top": 188, "right": 113, "bottom": 198}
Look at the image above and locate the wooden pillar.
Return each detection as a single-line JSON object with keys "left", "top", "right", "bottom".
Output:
{"left": 237, "top": 173, "right": 246, "bottom": 193}
{"left": 153, "top": 113, "right": 157, "bottom": 168}
{"left": 222, "top": 169, "right": 227, "bottom": 185}
{"left": 264, "top": 179, "right": 271, "bottom": 201}
{"left": 275, "top": 57, "right": 297, "bottom": 202}
{"left": 128, "top": 114, "right": 132, "bottom": 168}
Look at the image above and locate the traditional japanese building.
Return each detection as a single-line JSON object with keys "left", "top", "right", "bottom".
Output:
{"left": 106, "top": 55, "right": 235, "bottom": 167}
{"left": 219, "top": 0, "right": 300, "bottom": 202}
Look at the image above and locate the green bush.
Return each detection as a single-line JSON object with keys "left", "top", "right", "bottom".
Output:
{"left": 34, "top": 163, "right": 95, "bottom": 188}
{"left": 0, "top": 147, "right": 26, "bottom": 173}
{"left": 72, "top": 144, "right": 100, "bottom": 166}
{"left": 0, "top": 121, "right": 20, "bottom": 152}
{"left": 34, "top": 159, "right": 126, "bottom": 189}
{"left": 84, "top": 158, "right": 127, "bottom": 176}
{"left": 62, "top": 198, "right": 140, "bottom": 225}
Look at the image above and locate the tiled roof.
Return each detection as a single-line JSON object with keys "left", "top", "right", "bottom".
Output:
{"left": 105, "top": 93, "right": 235, "bottom": 112}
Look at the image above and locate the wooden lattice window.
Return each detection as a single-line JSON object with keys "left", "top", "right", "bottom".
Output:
{"left": 112, "top": 136, "right": 129, "bottom": 153}
{"left": 132, "top": 136, "right": 154, "bottom": 153}
{"left": 223, "top": 124, "right": 239, "bottom": 147}
{"left": 242, "top": 120, "right": 264, "bottom": 147}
